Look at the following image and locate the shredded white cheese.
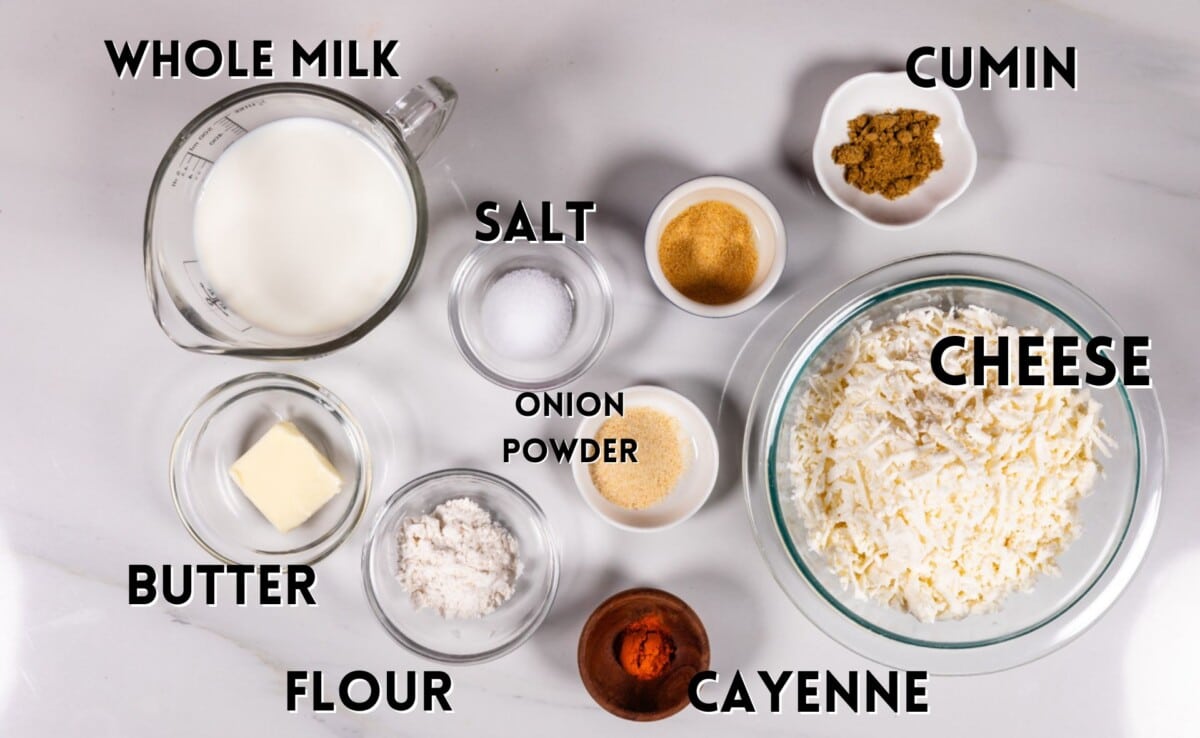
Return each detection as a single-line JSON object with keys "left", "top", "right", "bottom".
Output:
{"left": 788, "top": 306, "right": 1113, "bottom": 622}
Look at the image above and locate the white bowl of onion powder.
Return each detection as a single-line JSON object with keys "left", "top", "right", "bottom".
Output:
{"left": 571, "top": 385, "right": 720, "bottom": 532}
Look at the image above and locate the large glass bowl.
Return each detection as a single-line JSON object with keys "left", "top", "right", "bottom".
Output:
{"left": 743, "top": 253, "right": 1165, "bottom": 674}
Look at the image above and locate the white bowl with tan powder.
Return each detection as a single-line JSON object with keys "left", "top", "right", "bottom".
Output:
{"left": 571, "top": 385, "right": 719, "bottom": 531}
{"left": 644, "top": 176, "right": 786, "bottom": 318}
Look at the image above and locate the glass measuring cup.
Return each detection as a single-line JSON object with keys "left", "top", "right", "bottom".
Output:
{"left": 144, "top": 79, "right": 456, "bottom": 357}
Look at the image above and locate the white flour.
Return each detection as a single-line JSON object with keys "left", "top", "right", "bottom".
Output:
{"left": 397, "top": 498, "right": 522, "bottom": 618}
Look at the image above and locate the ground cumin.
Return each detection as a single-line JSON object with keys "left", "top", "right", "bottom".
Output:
{"left": 617, "top": 614, "right": 676, "bottom": 681}
{"left": 831, "top": 109, "right": 943, "bottom": 200}
{"left": 658, "top": 200, "right": 757, "bottom": 305}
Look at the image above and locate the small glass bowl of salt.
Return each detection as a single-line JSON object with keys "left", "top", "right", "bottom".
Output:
{"left": 449, "top": 236, "right": 613, "bottom": 390}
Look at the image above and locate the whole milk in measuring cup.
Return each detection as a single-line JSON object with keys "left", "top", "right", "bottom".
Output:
{"left": 194, "top": 117, "right": 415, "bottom": 337}
{"left": 144, "top": 80, "right": 457, "bottom": 356}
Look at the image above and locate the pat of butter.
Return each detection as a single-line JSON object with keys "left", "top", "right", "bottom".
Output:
{"left": 229, "top": 421, "right": 342, "bottom": 533}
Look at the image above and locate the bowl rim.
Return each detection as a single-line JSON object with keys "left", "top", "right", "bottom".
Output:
{"left": 360, "top": 467, "right": 562, "bottom": 664}
{"left": 169, "top": 371, "right": 372, "bottom": 565}
{"left": 448, "top": 238, "right": 614, "bottom": 391}
{"left": 742, "top": 252, "right": 1166, "bottom": 674}
{"left": 569, "top": 385, "right": 720, "bottom": 532}
{"left": 643, "top": 174, "right": 787, "bottom": 318}
{"left": 811, "top": 71, "right": 978, "bottom": 230}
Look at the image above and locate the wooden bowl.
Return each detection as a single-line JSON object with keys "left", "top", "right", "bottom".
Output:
{"left": 577, "top": 587, "right": 710, "bottom": 721}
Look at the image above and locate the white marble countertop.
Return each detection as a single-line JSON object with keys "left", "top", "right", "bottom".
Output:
{"left": 1, "top": 1, "right": 1197, "bottom": 735}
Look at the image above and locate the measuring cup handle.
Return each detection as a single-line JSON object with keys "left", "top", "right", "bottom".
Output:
{"left": 386, "top": 77, "right": 457, "bottom": 160}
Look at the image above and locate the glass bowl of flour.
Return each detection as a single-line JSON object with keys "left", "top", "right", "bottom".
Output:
{"left": 362, "top": 468, "right": 560, "bottom": 664}
{"left": 449, "top": 237, "right": 614, "bottom": 391}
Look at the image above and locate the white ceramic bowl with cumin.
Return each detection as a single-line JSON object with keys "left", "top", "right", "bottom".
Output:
{"left": 813, "top": 71, "right": 977, "bottom": 229}
{"left": 570, "top": 385, "right": 719, "bottom": 532}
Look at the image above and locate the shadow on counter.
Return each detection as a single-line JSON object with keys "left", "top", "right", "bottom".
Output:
{"left": 530, "top": 565, "right": 624, "bottom": 681}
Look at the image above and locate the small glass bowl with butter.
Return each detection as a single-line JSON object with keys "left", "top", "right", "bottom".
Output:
{"left": 170, "top": 372, "right": 371, "bottom": 565}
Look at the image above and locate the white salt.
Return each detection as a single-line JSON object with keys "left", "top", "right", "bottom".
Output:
{"left": 481, "top": 267, "right": 573, "bottom": 360}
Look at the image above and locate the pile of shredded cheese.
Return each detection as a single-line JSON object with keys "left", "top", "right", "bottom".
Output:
{"left": 788, "top": 306, "right": 1113, "bottom": 622}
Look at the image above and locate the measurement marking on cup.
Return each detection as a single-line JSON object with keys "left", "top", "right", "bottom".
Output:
{"left": 168, "top": 153, "right": 213, "bottom": 189}
{"left": 186, "top": 117, "right": 248, "bottom": 164}
{"left": 182, "top": 261, "right": 253, "bottom": 333}
{"left": 176, "top": 153, "right": 212, "bottom": 182}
